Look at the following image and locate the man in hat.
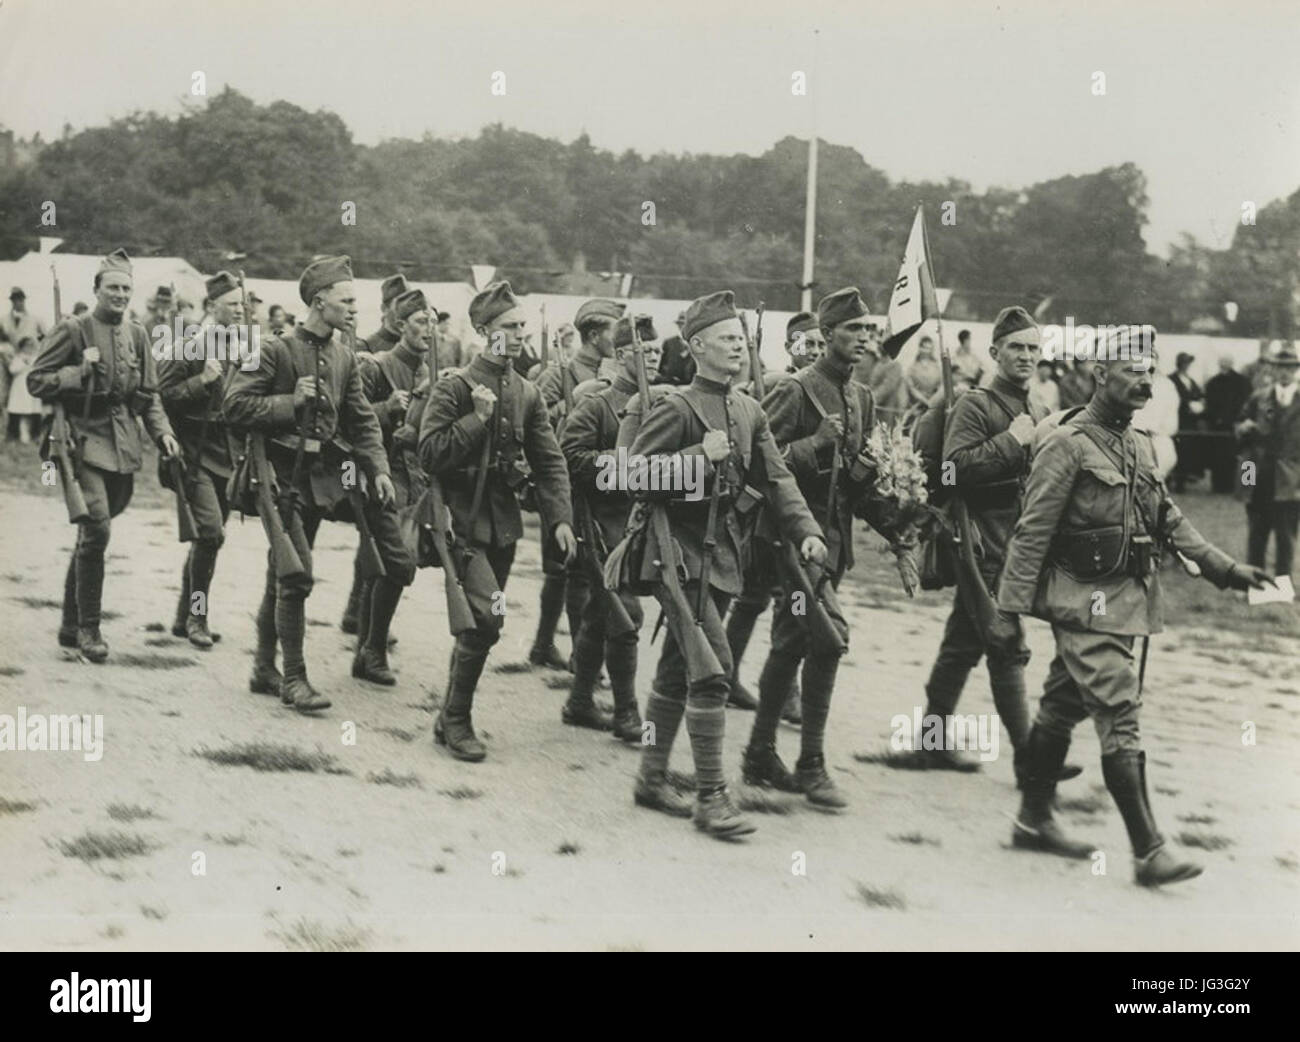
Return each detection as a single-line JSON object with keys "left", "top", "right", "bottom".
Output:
{"left": 992, "top": 328, "right": 1272, "bottom": 885}
{"left": 347, "top": 288, "right": 435, "bottom": 684}
{"left": 1170, "top": 351, "right": 1206, "bottom": 492}
{"left": 157, "top": 270, "right": 247, "bottom": 648}
{"left": 2, "top": 287, "right": 47, "bottom": 433}
{"left": 225, "top": 255, "right": 416, "bottom": 710}
{"left": 1205, "top": 356, "right": 1251, "bottom": 493}
{"left": 613, "top": 289, "right": 827, "bottom": 838}
{"left": 739, "top": 287, "right": 915, "bottom": 809}
{"left": 655, "top": 311, "right": 696, "bottom": 386}
{"left": 436, "top": 311, "right": 466, "bottom": 370}
{"left": 557, "top": 314, "right": 664, "bottom": 740}
{"left": 722, "top": 311, "right": 831, "bottom": 718}
{"left": 358, "top": 274, "right": 409, "bottom": 355}
{"left": 418, "top": 280, "right": 576, "bottom": 761}
{"left": 141, "top": 286, "right": 176, "bottom": 334}
{"left": 527, "top": 298, "right": 626, "bottom": 671}
{"left": 1235, "top": 343, "right": 1300, "bottom": 578}
{"left": 906, "top": 305, "right": 1077, "bottom": 782}
{"left": 26, "top": 250, "right": 179, "bottom": 662}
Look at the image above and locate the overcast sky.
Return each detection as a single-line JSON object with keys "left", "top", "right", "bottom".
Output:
{"left": 2, "top": 0, "right": 1296, "bottom": 256}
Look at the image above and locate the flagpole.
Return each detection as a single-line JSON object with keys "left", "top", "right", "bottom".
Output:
{"left": 919, "top": 204, "right": 951, "bottom": 401}
{"left": 799, "top": 29, "right": 820, "bottom": 312}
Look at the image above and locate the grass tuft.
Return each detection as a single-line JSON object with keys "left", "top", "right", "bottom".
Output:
{"left": 367, "top": 768, "right": 422, "bottom": 789}
{"left": 271, "top": 917, "right": 371, "bottom": 953}
{"left": 107, "top": 803, "right": 157, "bottom": 823}
{"left": 1177, "top": 831, "right": 1233, "bottom": 852}
{"left": 439, "top": 786, "right": 482, "bottom": 800}
{"left": 853, "top": 882, "right": 906, "bottom": 910}
{"left": 195, "top": 742, "right": 350, "bottom": 775}
{"left": 59, "top": 830, "right": 152, "bottom": 862}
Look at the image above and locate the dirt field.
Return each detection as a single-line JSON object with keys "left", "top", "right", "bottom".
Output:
{"left": 2, "top": 443, "right": 1298, "bottom": 951}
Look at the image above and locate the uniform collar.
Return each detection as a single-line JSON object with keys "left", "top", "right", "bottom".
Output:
{"left": 93, "top": 305, "right": 124, "bottom": 326}
{"left": 392, "top": 341, "right": 424, "bottom": 371}
{"left": 613, "top": 373, "right": 639, "bottom": 395}
{"left": 991, "top": 373, "right": 1029, "bottom": 401}
{"left": 296, "top": 325, "right": 333, "bottom": 347}
{"left": 576, "top": 346, "right": 603, "bottom": 372}
{"left": 469, "top": 353, "right": 512, "bottom": 383}
{"left": 690, "top": 374, "right": 730, "bottom": 396}
{"left": 812, "top": 354, "right": 853, "bottom": 385}
{"left": 1084, "top": 395, "right": 1132, "bottom": 433}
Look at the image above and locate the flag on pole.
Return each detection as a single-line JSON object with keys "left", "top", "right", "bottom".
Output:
{"left": 881, "top": 205, "right": 941, "bottom": 359}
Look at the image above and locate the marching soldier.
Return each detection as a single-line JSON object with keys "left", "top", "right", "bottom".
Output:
{"left": 557, "top": 315, "right": 663, "bottom": 739}
{"left": 27, "top": 249, "right": 180, "bottom": 662}
{"left": 740, "top": 288, "right": 915, "bottom": 809}
{"left": 724, "top": 311, "right": 828, "bottom": 716}
{"left": 614, "top": 290, "right": 827, "bottom": 838}
{"left": 348, "top": 288, "right": 433, "bottom": 684}
{"left": 157, "top": 270, "right": 246, "bottom": 648}
{"left": 527, "top": 298, "right": 625, "bottom": 670}
{"left": 224, "top": 255, "right": 416, "bottom": 711}
{"left": 991, "top": 328, "right": 1273, "bottom": 886}
{"left": 913, "top": 306, "right": 1079, "bottom": 782}
{"left": 342, "top": 273, "right": 410, "bottom": 633}
{"left": 418, "top": 280, "right": 576, "bottom": 761}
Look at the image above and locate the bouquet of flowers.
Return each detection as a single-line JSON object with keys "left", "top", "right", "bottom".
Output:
{"left": 854, "top": 421, "right": 937, "bottom": 596}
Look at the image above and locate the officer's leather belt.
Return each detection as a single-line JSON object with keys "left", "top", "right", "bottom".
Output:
{"left": 270, "top": 433, "right": 323, "bottom": 454}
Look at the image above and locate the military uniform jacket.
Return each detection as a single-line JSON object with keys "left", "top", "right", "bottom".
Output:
{"left": 418, "top": 354, "right": 572, "bottom": 547}
{"left": 1237, "top": 386, "right": 1300, "bottom": 504}
{"left": 357, "top": 343, "right": 429, "bottom": 499}
{"left": 998, "top": 401, "right": 1234, "bottom": 636}
{"left": 27, "top": 311, "right": 173, "bottom": 474}
{"left": 156, "top": 344, "right": 240, "bottom": 478}
{"left": 944, "top": 375, "right": 1047, "bottom": 571}
{"left": 625, "top": 375, "right": 822, "bottom": 596}
{"left": 223, "top": 325, "right": 389, "bottom": 511}
{"left": 534, "top": 349, "right": 603, "bottom": 426}
{"left": 360, "top": 323, "right": 400, "bottom": 354}
{"left": 560, "top": 372, "right": 640, "bottom": 549}
{"left": 762, "top": 357, "right": 904, "bottom": 577}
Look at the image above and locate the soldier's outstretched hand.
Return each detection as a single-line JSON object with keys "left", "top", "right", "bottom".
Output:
{"left": 1227, "top": 563, "right": 1276, "bottom": 591}
{"left": 801, "top": 535, "right": 828, "bottom": 566}
{"left": 554, "top": 522, "right": 577, "bottom": 565}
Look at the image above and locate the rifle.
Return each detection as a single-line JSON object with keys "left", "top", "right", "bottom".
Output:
{"left": 164, "top": 455, "right": 199, "bottom": 542}
{"left": 51, "top": 265, "right": 62, "bottom": 322}
{"left": 573, "top": 496, "right": 637, "bottom": 639}
{"left": 649, "top": 507, "right": 724, "bottom": 679}
{"left": 939, "top": 322, "right": 999, "bottom": 643}
{"left": 250, "top": 434, "right": 305, "bottom": 579}
{"left": 743, "top": 303, "right": 766, "bottom": 400}
{"left": 424, "top": 474, "right": 477, "bottom": 635}
{"left": 774, "top": 536, "right": 848, "bottom": 654}
{"left": 540, "top": 303, "right": 549, "bottom": 371}
{"left": 45, "top": 267, "right": 88, "bottom": 522}
{"left": 347, "top": 482, "right": 387, "bottom": 580}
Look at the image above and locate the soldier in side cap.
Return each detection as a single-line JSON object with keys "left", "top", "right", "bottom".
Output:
{"left": 157, "top": 270, "right": 248, "bottom": 648}
{"left": 225, "top": 255, "right": 417, "bottom": 711}
{"left": 556, "top": 314, "right": 665, "bottom": 739}
{"left": 346, "top": 288, "right": 434, "bottom": 684}
{"left": 26, "top": 249, "right": 180, "bottom": 662}
{"left": 991, "top": 329, "right": 1273, "bottom": 885}
{"left": 525, "top": 298, "right": 627, "bottom": 672}
{"left": 904, "top": 306, "right": 1083, "bottom": 782}
{"left": 655, "top": 310, "right": 696, "bottom": 386}
{"left": 738, "top": 287, "right": 916, "bottom": 808}
{"left": 609, "top": 290, "right": 828, "bottom": 837}
{"left": 356, "top": 273, "right": 409, "bottom": 356}
{"left": 418, "top": 280, "right": 577, "bottom": 761}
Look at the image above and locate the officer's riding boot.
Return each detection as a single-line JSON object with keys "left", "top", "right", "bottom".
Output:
{"left": 742, "top": 651, "right": 801, "bottom": 792}
{"left": 249, "top": 574, "right": 283, "bottom": 697}
{"left": 689, "top": 681, "right": 756, "bottom": 840}
{"left": 171, "top": 558, "right": 192, "bottom": 638}
{"left": 1103, "top": 750, "right": 1203, "bottom": 887}
{"left": 913, "top": 702, "right": 982, "bottom": 772}
{"left": 724, "top": 598, "right": 763, "bottom": 710}
{"left": 185, "top": 539, "right": 219, "bottom": 650}
{"left": 75, "top": 530, "right": 109, "bottom": 663}
{"left": 354, "top": 577, "right": 401, "bottom": 686}
{"left": 605, "top": 638, "right": 642, "bottom": 743}
{"left": 1012, "top": 727, "right": 1095, "bottom": 859}
{"left": 277, "top": 594, "right": 329, "bottom": 713}
{"left": 795, "top": 653, "right": 848, "bottom": 809}
{"left": 529, "top": 573, "right": 569, "bottom": 669}
{"left": 634, "top": 690, "right": 692, "bottom": 817}
{"left": 562, "top": 624, "right": 613, "bottom": 731}
{"left": 435, "top": 641, "right": 488, "bottom": 761}
{"left": 58, "top": 556, "right": 78, "bottom": 648}
{"left": 340, "top": 556, "right": 365, "bottom": 634}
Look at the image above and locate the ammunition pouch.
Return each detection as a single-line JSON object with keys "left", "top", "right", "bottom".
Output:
{"left": 1050, "top": 525, "right": 1127, "bottom": 581}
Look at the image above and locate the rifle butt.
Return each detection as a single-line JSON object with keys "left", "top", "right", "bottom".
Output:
{"left": 60, "top": 463, "right": 90, "bottom": 523}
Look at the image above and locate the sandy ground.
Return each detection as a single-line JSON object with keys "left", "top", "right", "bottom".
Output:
{"left": 1, "top": 483, "right": 1299, "bottom": 952}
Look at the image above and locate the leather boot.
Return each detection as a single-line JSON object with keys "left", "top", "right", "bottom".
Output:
{"left": 1014, "top": 746, "right": 1082, "bottom": 788}
{"left": 353, "top": 578, "right": 401, "bottom": 686}
{"left": 282, "top": 674, "right": 331, "bottom": 713}
{"left": 58, "top": 556, "right": 78, "bottom": 648}
{"left": 693, "top": 786, "right": 756, "bottom": 839}
{"left": 795, "top": 754, "right": 848, "bottom": 809}
{"left": 724, "top": 598, "right": 763, "bottom": 710}
{"left": 75, "top": 541, "right": 107, "bottom": 661}
{"left": 912, "top": 705, "right": 982, "bottom": 772}
{"left": 633, "top": 771, "right": 693, "bottom": 817}
{"left": 727, "top": 682, "right": 760, "bottom": 711}
{"left": 77, "top": 626, "right": 109, "bottom": 664}
{"left": 185, "top": 538, "right": 222, "bottom": 646}
{"left": 1012, "top": 727, "right": 1095, "bottom": 859}
{"left": 742, "top": 742, "right": 800, "bottom": 792}
{"left": 562, "top": 623, "right": 612, "bottom": 730}
{"left": 252, "top": 577, "right": 279, "bottom": 694}
{"left": 529, "top": 572, "right": 568, "bottom": 669}
{"left": 435, "top": 644, "right": 488, "bottom": 761}
{"left": 340, "top": 558, "right": 365, "bottom": 634}
{"left": 1103, "top": 750, "right": 1203, "bottom": 887}
{"left": 605, "top": 637, "right": 642, "bottom": 744}
{"left": 249, "top": 663, "right": 284, "bottom": 697}
{"left": 186, "top": 614, "right": 215, "bottom": 650}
